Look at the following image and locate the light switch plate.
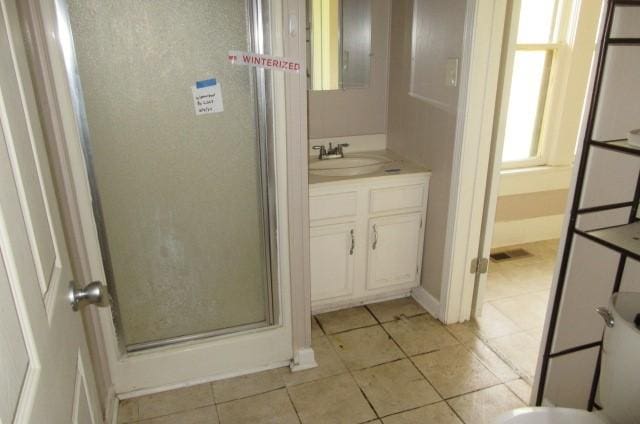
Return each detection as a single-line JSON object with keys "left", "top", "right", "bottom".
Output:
{"left": 446, "top": 58, "right": 459, "bottom": 87}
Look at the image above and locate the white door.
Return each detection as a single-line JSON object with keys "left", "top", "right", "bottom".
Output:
{"left": 470, "top": 0, "right": 522, "bottom": 318}
{"left": 0, "top": 0, "right": 102, "bottom": 422}
{"left": 310, "top": 223, "right": 356, "bottom": 302}
{"left": 367, "top": 213, "right": 423, "bottom": 290}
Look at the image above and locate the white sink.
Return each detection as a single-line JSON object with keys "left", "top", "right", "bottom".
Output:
{"left": 309, "top": 155, "right": 392, "bottom": 177}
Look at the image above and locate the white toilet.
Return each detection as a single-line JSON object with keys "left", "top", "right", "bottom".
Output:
{"left": 496, "top": 292, "right": 640, "bottom": 424}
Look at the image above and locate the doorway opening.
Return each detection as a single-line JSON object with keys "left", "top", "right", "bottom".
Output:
{"left": 468, "top": 0, "right": 603, "bottom": 388}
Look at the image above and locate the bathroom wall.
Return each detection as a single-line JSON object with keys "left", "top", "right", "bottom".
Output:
{"left": 308, "top": 0, "right": 391, "bottom": 140}
{"left": 492, "top": 189, "right": 569, "bottom": 248}
{"left": 386, "top": 0, "right": 467, "bottom": 300}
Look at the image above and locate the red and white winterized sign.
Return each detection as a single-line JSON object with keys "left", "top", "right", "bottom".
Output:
{"left": 228, "top": 50, "right": 303, "bottom": 73}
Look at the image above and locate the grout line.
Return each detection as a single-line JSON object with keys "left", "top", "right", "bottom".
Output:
{"left": 312, "top": 315, "right": 327, "bottom": 336}
{"left": 322, "top": 322, "right": 381, "bottom": 336}
{"left": 357, "top": 386, "right": 381, "bottom": 420}
{"left": 284, "top": 386, "right": 304, "bottom": 424}
{"left": 214, "top": 386, "right": 285, "bottom": 406}
{"left": 444, "top": 398, "right": 469, "bottom": 424}
{"left": 503, "top": 379, "right": 531, "bottom": 405}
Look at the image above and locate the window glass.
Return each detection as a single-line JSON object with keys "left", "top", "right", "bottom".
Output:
{"left": 502, "top": 50, "right": 552, "bottom": 162}
{"left": 517, "top": 0, "right": 557, "bottom": 44}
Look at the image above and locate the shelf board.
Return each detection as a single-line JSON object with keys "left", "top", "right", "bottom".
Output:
{"left": 579, "top": 221, "right": 640, "bottom": 260}
{"left": 590, "top": 139, "right": 640, "bottom": 156}
{"left": 607, "top": 37, "right": 640, "bottom": 45}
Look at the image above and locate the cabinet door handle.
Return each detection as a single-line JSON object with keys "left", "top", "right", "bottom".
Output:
{"left": 350, "top": 229, "right": 355, "bottom": 255}
{"left": 372, "top": 224, "right": 378, "bottom": 250}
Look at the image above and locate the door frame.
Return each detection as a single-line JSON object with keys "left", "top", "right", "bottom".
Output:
{"left": 438, "top": 0, "right": 509, "bottom": 324}
{"left": 23, "top": 0, "right": 312, "bottom": 406}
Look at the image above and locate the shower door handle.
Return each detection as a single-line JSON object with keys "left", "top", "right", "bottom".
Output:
{"left": 68, "top": 280, "right": 109, "bottom": 311}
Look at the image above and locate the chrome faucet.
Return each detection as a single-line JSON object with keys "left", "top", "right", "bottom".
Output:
{"left": 312, "top": 142, "right": 349, "bottom": 160}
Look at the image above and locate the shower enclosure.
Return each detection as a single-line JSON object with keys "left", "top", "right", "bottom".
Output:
{"left": 62, "top": 0, "right": 278, "bottom": 351}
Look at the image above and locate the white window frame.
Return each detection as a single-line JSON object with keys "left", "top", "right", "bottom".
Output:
{"left": 501, "top": 0, "right": 577, "bottom": 170}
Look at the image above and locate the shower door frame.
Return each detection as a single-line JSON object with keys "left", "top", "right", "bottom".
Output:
{"left": 72, "top": 0, "right": 281, "bottom": 354}
{"left": 32, "top": 0, "right": 300, "bottom": 395}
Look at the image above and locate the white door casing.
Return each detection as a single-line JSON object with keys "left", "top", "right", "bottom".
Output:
{"left": 34, "top": 0, "right": 295, "bottom": 394}
{"left": 0, "top": 0, "right": 101, "bottom": 421}
{"left": 439, "top": 0, "right": 508, "bottom": 324}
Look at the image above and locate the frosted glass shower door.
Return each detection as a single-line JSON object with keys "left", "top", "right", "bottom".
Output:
{"left": 66, "top": 0, "right": 276, "bottom": 350}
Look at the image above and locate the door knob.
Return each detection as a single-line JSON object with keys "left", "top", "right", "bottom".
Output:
{"left": 68, "top": 281, "right": 109, "bottom": 311}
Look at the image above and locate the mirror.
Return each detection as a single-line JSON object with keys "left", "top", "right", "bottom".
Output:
{"left": 308, "top": 0, "right": 372, "bottom": 91}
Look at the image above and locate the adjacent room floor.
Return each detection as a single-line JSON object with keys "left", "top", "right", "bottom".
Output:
{"left": 476, "top": 239, "right": 558, "bottom": 383}
{"left": 117, "top": 240, "right": 557, "bottom": 424}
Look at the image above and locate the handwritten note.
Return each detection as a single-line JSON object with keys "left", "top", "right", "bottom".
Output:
{"left": 192, "top": 78, "right": 223, "bottom": 115}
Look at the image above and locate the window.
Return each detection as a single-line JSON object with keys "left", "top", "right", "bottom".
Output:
{"left": 501, "top": 0, "right": 561, "bottom": 166}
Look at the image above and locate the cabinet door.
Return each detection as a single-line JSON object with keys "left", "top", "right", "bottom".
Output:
{"left": 367, "top": 213, "right": 423, "bottom": 290}
{"left": 310, "top": 223, "right": 356, "bottom": 301}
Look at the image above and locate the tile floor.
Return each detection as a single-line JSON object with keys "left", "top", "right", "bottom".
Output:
{"left": 117, "top": 240, "right": 557, "bottom": 424}
{"left": 478, "top": 239, "right": 558, "bottom": 382}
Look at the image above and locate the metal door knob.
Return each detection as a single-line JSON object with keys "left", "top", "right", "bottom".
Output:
{"left": 68, "top": 281, "right": 109, "bottom": 311}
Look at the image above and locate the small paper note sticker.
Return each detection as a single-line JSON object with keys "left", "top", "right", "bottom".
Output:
{"left": 228, "top": 50, "right": 303, "bottom": 73}
{"left": 192, "top": 78, "right": 224, "bottom": 115}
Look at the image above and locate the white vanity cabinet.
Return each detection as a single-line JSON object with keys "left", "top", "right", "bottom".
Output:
{"left": 309, "top": 173, "right": 429, "bottom": 311}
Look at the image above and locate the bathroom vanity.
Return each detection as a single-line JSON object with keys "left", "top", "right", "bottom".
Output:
{"left": 308, "top": 150, "right": 430, "bottom": 312}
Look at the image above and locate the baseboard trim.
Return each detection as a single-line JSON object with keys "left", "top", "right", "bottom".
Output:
{"left": 411, "top": 286, "right": 441, "bottom": 319}
{"left": 290, "top": 347, "right": 317, "bottom": 372}
{"left": 312, "top": 289, "right": 413, "bottom": 315}
{"left": 492, "top": 215, "right": 564, "bottom": 249}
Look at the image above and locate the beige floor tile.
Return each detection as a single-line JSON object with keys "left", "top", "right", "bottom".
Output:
{"left": 445, "top": 322, "right": 477, "bottom": 343}
{"left": 137, "top": 405, "right": 219, "bottom": 424}
{"left": 382, "top": 315, "right": 459, "bottom": 356}
{"left": 486, "top": 332, "right": 540, "bottom": 379}
{"left": 283, "top": 336, "right": 347, "bottom": 387}
{"left": 288, "top": 373, "right": 376, "bottom": 424}
{"left": 117, "top": 398, "right": 138, "bottom": 423}
{"left": 412, "top": 345, "right": 500, "bottom": 399}
{"left": 470, "top": 303, "right": 521, "bottom": 339}
{"left": 137, "top": 384, "right": 214, "bottom": 420}
{"left": 381, "top": 402, "right": 462, "bottom": 424}
{"left": 329, "top": 325, "right": 405, "bottom": 370}
{"left": 447, "top": 384, "right": 525, "bottom": 424}
{"left": 506, "top": 379, "right": 532, "bottom": 404}
{"left": 315, "top": 306, "right": 377, "bottom": 334}
{"left": 311, "top": 317, "right": 324, "bottom": 339}
{"left": 366, "top": 297, "right": 426, "bottom": 323}
{"left": 526, "top": 326, "right": 544, "bottom": 344}
{"left": 484, "top": 272, "right": 529, "bottom": 302}
{"left": 353, "top": 358, "right": 440, "bottom": 417}
{"left": 217, "top": 389, "right": 298, "bottom": 424}
{"left": 212, "top": 367, "right": 285, "bottom": 403}
{"left": 490, "top": 292, "right": 548, "bottom": 331}
{"left": 464, "top": 337, "right": 519, "bottom": 382}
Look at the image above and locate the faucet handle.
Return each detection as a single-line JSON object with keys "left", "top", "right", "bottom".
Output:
{"left": 312, "top": 145, "right": 327, "bottom": 159}
{"left": 337, "top": 143, "right": 349, "bottom": 157}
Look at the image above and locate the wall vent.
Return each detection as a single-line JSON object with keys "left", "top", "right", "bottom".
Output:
{"left": 490, "top": 248, "right": 532, "bottom": 262}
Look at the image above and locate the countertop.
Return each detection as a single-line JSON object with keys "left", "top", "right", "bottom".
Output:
{"left": 308, "top": 149, "right": 431, "bottom": 185}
